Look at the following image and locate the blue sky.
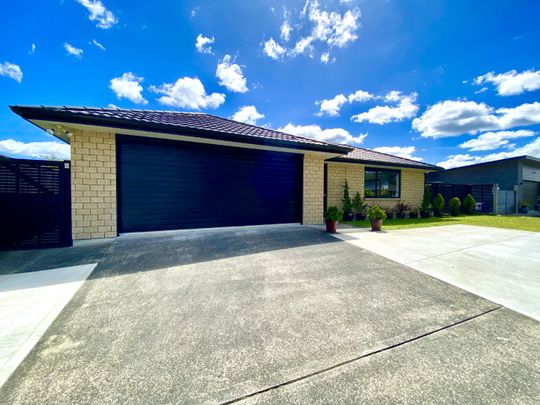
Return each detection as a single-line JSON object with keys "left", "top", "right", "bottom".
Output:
{"left": 1, "top": 0, "right": 540, "bottom": 167}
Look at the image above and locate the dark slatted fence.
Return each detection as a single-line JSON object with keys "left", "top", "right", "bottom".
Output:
{"left": 427, "top": 183, "right": 494, "bottom": 213}
{"left": 0, "top": 158, "right": 72, "bottom": 249}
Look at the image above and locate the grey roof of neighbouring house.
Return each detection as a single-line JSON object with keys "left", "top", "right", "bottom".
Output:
{"left": 329, "top": 146, "right": 441, "bottom": 170}
{"left": 9, "top": 105, "right": 352, "bottom": 154}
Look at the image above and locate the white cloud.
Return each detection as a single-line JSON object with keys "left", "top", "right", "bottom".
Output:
{"left": 90, "top": 39, "right": 106, "bottom": 51}
{"left": 316, "top": 94, "right": 347, "bottom": 116}
{"left": 307, "top": 1, "right": 360, "bottom": 48}
{"left": 320, "top": 52, "right": 330, "bottom": 63}
{"left": 0, "top": 62, "right": 23, "bottom": 83}
{"left": 263, "top": 38, "right": 287, "bottom": 60}
{"left": 0, "top": 139, "right": 70, "bottom": 160}
{"left": 412, "top": 100, "right": 540, "bottom": 138}
{"left": 215, "top": 55, "right": 248, "bottom": 93}
{"left": 150, "top": 77, "right": 225, "bottom": 110}
{"left": 195, "top": 34, "right": 215, "bottom": 54}
{"left": 232, "top": 106, "right": 265, "bottom": 125}
{"left": 373, "top": 146, "right": 423, "bottom": 161}
{"left": 109, "top": 72, "right": 147, "bottom": 105}
{"left": 262, "top": 0, "right": 361, "bottom": 62}
{"left": 459, "top": 130, "right": 536, "bottom": 151}
{"left": 351, "top": 91, "right": 418, "bottom": 124}
{"left": 281, "top": 21, "right": 292, "bottom": 41}
{"left": 278, "top": 123, "right": 367, "bottom": 145}
{"left": 316, "top": 89, "right": 374, "bottom": 117}
{"left": 438, "top": 137, "right": 540, "bottom": 169}
{"left": 29, "top": 43, "right": 36, "bottom": 55}
{"left": 474, "top": 69, "right": 540, "bottom": 96}
{"left": 64, "top": 43, "right": 83, "bottom": 58}
{"left": 77, "top": 0, "right": 117, "bottom": 29}
{"left": 348, "top": 90, "right": 373, "bottom": 103}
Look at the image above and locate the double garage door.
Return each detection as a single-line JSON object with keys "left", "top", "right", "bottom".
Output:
{"left": 118, "top": 136, "right": 303, "bottom": 233}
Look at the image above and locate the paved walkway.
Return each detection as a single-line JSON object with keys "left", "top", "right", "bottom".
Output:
{"left": 0, "top": 264, "right": 96, "bottom": 387}
{"left": 334, "top": 224, "right": 540, "bottom": 321}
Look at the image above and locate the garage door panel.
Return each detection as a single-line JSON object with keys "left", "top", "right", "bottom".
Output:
{"left": 118, "top": 136, "right": 303, "bottom": 232}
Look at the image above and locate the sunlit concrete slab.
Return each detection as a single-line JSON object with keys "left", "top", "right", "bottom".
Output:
{"left": 0, "top": 264, "right": 97, "bottom": 387}
{"left": 334, "top": 225, "right": 540, "bottom": 321}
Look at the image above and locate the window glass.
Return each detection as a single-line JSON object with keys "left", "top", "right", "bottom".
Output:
{"left": 365, "top": 170, "right": 376, "bottom": 197}
{"left": 364, "top": 168, "right": 400, "bottom": 198}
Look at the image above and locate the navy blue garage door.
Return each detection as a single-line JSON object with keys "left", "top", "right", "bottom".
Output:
{"left": 117, "top": 136, "right": 303, "bottom": 232}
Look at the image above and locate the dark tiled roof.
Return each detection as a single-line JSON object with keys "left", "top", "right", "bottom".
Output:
{"left": 332, "top": 146, "right": 440, "bottom": 170}
{"left": 10, "top": 105, "right": 352, "bottom": 154}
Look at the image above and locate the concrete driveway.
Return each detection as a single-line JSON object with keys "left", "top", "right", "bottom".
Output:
{"left": 336, "top": 224, "right": 540, "bottom": 321}
{"left": 0, "top": 225, "right": 538, "bottom": 404}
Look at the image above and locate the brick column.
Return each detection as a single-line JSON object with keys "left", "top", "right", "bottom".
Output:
{"left": 302, "top": 154, "right": 325, "bottom": 224}
{"left": 70, "top": 129, "right": 117, "bottom": 239}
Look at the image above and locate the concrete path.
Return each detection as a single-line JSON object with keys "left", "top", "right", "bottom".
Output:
{"left": 335, "top": 224, "right": 540, "bottom": 321}
{"left": 0, "top": 264, "right": 97, "bottom": 387}
{"left": 0, "top": 225, "right": 538, "bottom": 404}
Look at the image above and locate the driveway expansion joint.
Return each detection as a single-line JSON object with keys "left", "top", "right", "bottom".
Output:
{"left": 220, "top": 305, "right": 503, "bottom": 404}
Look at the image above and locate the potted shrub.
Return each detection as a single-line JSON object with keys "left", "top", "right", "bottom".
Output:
{"left": 409, "top": 208, "right": 419, "bottom": 219}
{"left": 367, "top": 205, "right": 387, "bottom": 231}
{"left": 352, "top": 192, "right": 367, "bottom": 220}
{"left": 462, "top": 194, "right": 476, "bottom": 215}
{"left": 420, "top": 185, "right": 432, "bottom": 218}
{"left": 520, "top": 203, "right": 529, "bottom": 214}
{"left": 433, "top": 193, "right": 445, "bottom": 217}
{"left": 324, "top": 206, "right": 343, "bottom": 233}
{"left": 342, "top": 180, "right": 354, "bottom": 221}
{"left": 449, "top": 197, "right": 461, "bottom": 216}
{"left": 394, "top": 202, "right": 410, "bottom": 219}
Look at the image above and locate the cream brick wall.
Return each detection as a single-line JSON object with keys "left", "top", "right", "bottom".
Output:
{"left": 71, "top": 129, "right": 116, "bottom": 240}
{"left": 303, "top": 154, "right": 325, "bottom": 224}
{"left": 326, "top": 162, "right": 426, "bottom": 212}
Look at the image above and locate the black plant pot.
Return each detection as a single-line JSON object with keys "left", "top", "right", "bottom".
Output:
{"left": 420, "top": 211, "right": 430, "bottom": 218}
{"left": 344, "top": 212, "right": 354, "bottom": 221}
{"left": 355, "top": 213, "right": 366, "bottom": 221}
{"left": 409, "top": 212, "right": 418, "bottom": 219}
{"left": 396, "top": 213, "right": 406, "bottom": 219}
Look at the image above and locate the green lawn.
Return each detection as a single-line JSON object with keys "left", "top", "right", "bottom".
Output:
{"left": 345, "top": 215, "right": 540, "bottom": 232}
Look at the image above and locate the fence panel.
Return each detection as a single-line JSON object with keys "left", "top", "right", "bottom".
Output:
{"left": 0, "top": 158, "right": 72, "bottom": 250}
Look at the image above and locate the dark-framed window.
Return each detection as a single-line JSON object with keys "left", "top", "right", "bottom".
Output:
{"left": 365, "top": 168, "right": 401, "bottom": 198}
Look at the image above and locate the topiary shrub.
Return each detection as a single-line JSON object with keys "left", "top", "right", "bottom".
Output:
{"left": 463, "top": 194, "right": 476, "bottom": 214}
{"left": 433, "top": 193, "right": 445, "bottom": 217}
{"left": 449, "top": 197, "right": 461, "bottom": 216}
{"left": 420, "top": 185, "right": 432, "bottom": 218}
{"left": 342, "top": 180, "right": 353, "bottom": 220}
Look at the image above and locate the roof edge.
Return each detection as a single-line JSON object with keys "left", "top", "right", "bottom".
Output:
{"left": 10, "top": 105, "right": 353, "bottom": 155}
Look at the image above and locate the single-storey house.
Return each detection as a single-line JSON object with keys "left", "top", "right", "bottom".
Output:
{"left": 428, "top": 156, "right": 540, "bottom": 211}
{"left": 10, "top": 105, "right": 439, "bottom": 240}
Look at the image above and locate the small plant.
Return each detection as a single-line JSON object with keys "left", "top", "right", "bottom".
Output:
{"left": 324, "top": 206, "right": 343, "bottom": 233}
{"left": 463, "top": 194, "right": 476, "bottom": 214}
{"left": 342, "top": 180, "right": 354, "bottom": 220}
{"left": 352, "top": 192, "right": 367, "bottom": 220}
{"left": 367, "top": 205, "right": 387, "bottom": 221}
{"left": 449, "top": 197, "right": 461, "bottom": 216}
{"left": 420, "top": 185, "right": 432, "bottom": 218}
{"left": 324, "top": 206, "right": 343, "bottom": 222}
{"left": 433, "top": 193, "right": 445, "bottom": 217}
{"left": 367, "top": 205, "right": 387, "bottom": 231}
{"left": 394, "top": 202, "right": 410, "bottom": 219}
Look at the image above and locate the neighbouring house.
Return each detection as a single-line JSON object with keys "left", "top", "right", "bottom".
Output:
{"left": 428, "top": 156, "right": 540, "bottom": 212}
{"left": 10, "top": 105, "right": 439, "bottom": 241}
